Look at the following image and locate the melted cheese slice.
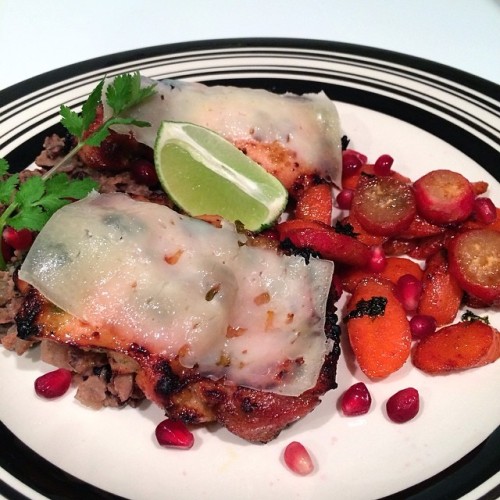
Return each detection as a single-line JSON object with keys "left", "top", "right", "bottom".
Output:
{"left": 103, "top": 78, "right": 342, "bottom": 188}
{"left": 20, "top": 193, "right": 334, "bottom": 396}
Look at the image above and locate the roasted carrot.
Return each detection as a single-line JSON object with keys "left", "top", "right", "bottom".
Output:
{"left": 344, "top": 278, "right": 411, "bottom": 379}
{"left": 461, "top": 207, "right": 500, "bottom": 233}
{"left": 340, "top": 215, "right": 386, "bottom": 247}
{"left": 339, "top": 256, "right": 423, "bottom": 294}
{"left": 276, "top": 219, "right": 371, "bottom": 267}
{"left": 294, "top": 183, "right": 333, "bottom": 225}
{"left": 342, "top": 164, "right": 411, "bottom": 190}
{"left": 417, "top": 250, "right": 463, "bottom": 326}
{"left": 398, "top": 214, "right": 446, "bottom": 239}
{"left": 413, "top": 320, "right": 500, "bottom": 374}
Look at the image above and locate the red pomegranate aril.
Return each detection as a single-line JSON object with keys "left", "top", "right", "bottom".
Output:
{"left": 373, "top": 154, "right": 394, "bottom": 176}
{"left": 283, "top": 441, "right": 314, "bottom": 476}
{"left": 155, "top": 419, "right": 194, "bottom": 449}
{"left": 367, "top": 245, "right": 387, "bottom": 273}
{"left": 1, "top": 238, "right": 13, "bottom": 263}
{"left": 34, "top": 368, "right": 72, "bottom": 399}
{"left": 386, "top": 388, "right": 420, "bottom": 423}
{"left": 396, "top": 274, "right": 423, "bottom": 312}
{"left": 3, "top": 227, "right": 34, "bottom": 251}
{"left": 131, "top": 159, "right": 159, "bottom": 187}
{"left": 410, "top": 314, "right": 437, "bottom": 340}
{"left": 342, "top": 152, "right": 363, "bottom": 176}
{"left": 473, "top": 197, "right": 497, "bottom": 225}
{"left": 341, "top": 382, "right": 372, "bottom": 416}
{"left": 336, "top": 189, "right": 355, "bottom": 210}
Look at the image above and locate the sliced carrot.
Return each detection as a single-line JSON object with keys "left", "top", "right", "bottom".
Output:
{"left": 339, "top": 256, "right": 423, "bottom": 294}
{"left": 344, "top": 278, "right": 411, "bottom": 379}
{"left": 417, "top": 250, "right": 463, "bottom": 326}
{"left": 340, "top": 215, "right": 387, "bottom": 247}
{"left": 461, "top": 207, "right": 500, "bottom": 233}
{"left": 398, "top": 214, "right": 446, "bottom": 239}
{"left": 383, "top": 238, "right": 417, "bottom": 257}
{"left": 276, "top": 219, "right": 371, "bottom": 267}
{"left": 342, "top": 164, "right": 411, "bottom": 190}
{"left": 381, "top": 257, "right": 423, "bottom": 284}
{"left": 294, "top": 183, "right": 333, "bottom": 225}
{"left": 471, "top": 180, "right": 489, "bottom": 196}
{"left": 407, "top": 232, "right": 452, "bottom": 260}
{"left": 413, "top": 320, "right": 500, "bottom": 374}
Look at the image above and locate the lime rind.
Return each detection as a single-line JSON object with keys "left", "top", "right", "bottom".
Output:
{"left": 154, "top": 121, "right": 288, "bottom": 231}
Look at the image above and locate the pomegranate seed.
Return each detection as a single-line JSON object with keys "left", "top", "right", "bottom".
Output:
{"left": 410, "top": 314, "right": 437, "bottom": 340}
{"left": 283, "top": 441, "right": 314, "bottom": 476}
{"left": 336, "top": 189, "right": 354, "bottom": 210}
{"left": 131, "top": 159, "right": 159, "bottom": 187}
{"left": 373, "top": 154, "right": 394, "bottom": 176}
{"left": 386, "top": 388, "right": 420, "bottom": 423}
{"left": 155, "top": 419, "right": 194, "bottom": 449}
{"left": 473, "top": 197, "right": 497, "bottom": 225}
{"left": 343, "top": 148, "right": 368, "bottom": 165}
{"left": 341, "top": 382, "right": 372, "bottom": 416}
{"left": 396, "top": 274, "right": 423, "bottom": 312}
{"left": 34, "top": 368, "right": 72, "bottom": 399}
{"left": 3, "top": 227, "right": 34, "bottom": 251}
{"left": 342, "top": 152, "right": 363, "bottom": 176}
{"left": 1, "top": 238, "right": 13, "bottom": 263}
{"left": 367, "top": 245, "right": 387, "bottom": 273}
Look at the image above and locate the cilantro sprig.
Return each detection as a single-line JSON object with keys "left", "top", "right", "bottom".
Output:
{"left": 0, "top": 72, "right": 157, "bottom": 270}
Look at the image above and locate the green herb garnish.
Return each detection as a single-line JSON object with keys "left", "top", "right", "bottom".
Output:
{"left": 0, "top": 72, "right": 157, "bottom": 270}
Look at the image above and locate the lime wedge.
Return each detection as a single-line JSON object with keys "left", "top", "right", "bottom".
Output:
{"left": 154, "top": 121, "right": 288, "bottom": 231}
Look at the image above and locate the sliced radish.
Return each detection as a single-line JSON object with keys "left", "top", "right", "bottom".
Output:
{"left": 351, "top": 176, "right": 416, "bottom": 236}
{"left": 448, "top": 229, "right": 500, "bottom": 305}
{"left": 413, "top": 169, "right": 474, "bottom": 224}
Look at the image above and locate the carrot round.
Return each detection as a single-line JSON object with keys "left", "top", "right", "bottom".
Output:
{"left": 294, "top": 183, "right": 333, "bottom": 225}
{"left": 417, "top": 250, "right": 462, "bottom": 326}
{"left": 413, "top": 320, "right": 500, "bottom": 374}
{"left": 339, "top": 256, "right": 423, "bottom": 294}
{"left": 344, "top": 278, "right": 411, "bottom": 379}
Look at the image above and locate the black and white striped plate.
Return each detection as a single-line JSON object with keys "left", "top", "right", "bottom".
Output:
{"left": 0, "top": 39, "right": 499, "bottom": 500}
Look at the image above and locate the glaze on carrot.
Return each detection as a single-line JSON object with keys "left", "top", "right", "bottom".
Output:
{"left": 294, "top": 183, "right": 333, "bottom": 225}
{"left": 344, "top": 278, "right": 411, "bottom": 379}
{"left": 417, "top": 250, "right": 463, "bottom": 326}
{"left": 413, "top": 320, "right": 500, "bottom": 374}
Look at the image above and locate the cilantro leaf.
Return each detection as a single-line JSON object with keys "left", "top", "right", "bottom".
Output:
{"left": 15, "top": 176, "right": 45, "bottom": 206}
{"left": 0, "top": 174, "right": 19, "bottom": 205}
{"left": 45, "top": 173, "right": 98, "bottom": 199}
{"left": 60, "top": 105, "right": 84, "bottom": 139}
{"left": 0, "top": 158, "right": 9, "bottom": 176}
{"left": 83, "top": 126, "right": 110, "bottom": 147}
{"left": 81, "top": 79, "right": 104, "bottom": 132}
{"left": 106, "top": 72, "right": 156, "bottom": 115}
{"left": 8, "top": 205, "right": 51, "bottom": 232}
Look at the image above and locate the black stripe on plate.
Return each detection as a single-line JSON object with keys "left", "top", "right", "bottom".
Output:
{"left": 3, "top": 77, "right": 499, "bottom": 180}
{"left": 3, "top": 68, "right": 498, "bottom": 160}
{"left": 1, "top": 38, "right": 498, "bottom": 106}
{"left": 0, "top": 421, "right": 128, "bottom": 500}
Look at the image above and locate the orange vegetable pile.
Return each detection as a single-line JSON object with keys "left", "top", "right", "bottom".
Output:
{"left": 275, "top": 153, "right": 500, "bottom": 380}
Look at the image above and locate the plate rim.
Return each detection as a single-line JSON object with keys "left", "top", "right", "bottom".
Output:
{"left": 0, "top": 37, "right": 499, "bottom": 500}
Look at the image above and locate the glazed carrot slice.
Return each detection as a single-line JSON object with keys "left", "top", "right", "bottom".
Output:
{"left": 294, "top": 183, "right": 333, "bottom": 225}
{"left": 339, "top": 215, "right": 387, "bottom": 247}
{"left": 342, "top": 164, "right": 411, "bottom": 191}
{"left": 413, "top": 320, "right": 500, "bottom": 374}
{"left": 276, "top": 219, "right": 371, "bottom": 267}
{"left": 339, "top": 256, "right": 423, "bottom": 294}
{"left": 417, "top": 250, "right": 463, "bottom": 326}
{"left": 344, "top": 278, "right": 411, "bottom": 379}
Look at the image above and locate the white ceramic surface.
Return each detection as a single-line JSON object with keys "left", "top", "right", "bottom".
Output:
{"left": 0, "top": 41, "right": 499, "bottom": 500}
